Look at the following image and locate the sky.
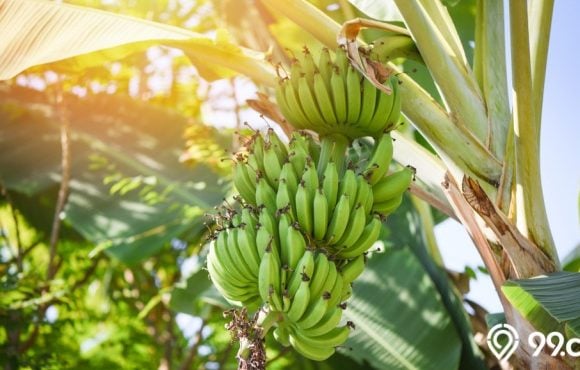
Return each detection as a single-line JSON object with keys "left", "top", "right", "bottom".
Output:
{"left": 435, "top": 0, "right": 580, "bottom": 312}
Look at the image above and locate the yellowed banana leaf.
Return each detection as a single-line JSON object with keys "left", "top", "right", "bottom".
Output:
{"left": 0, "top": 0, "right": 275, "bottom": 84}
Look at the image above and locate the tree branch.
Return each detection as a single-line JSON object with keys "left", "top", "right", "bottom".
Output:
{"left": 47, "top": 80, "right": 71, "bottom": 281}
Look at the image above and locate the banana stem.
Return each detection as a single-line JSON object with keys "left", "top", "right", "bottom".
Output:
{"left": 326, "top": 133, "right": 350, "bottom": 175}
{"left": 255, "top": 308, "right": 279, "bottom": 338}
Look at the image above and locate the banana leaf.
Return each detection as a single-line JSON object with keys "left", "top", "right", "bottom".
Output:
{"left": 0, "top": 85, "right": 226, "bottom": 264}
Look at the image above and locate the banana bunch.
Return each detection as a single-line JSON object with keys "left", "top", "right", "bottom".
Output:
{"left": 275, "top": 47, "right": 402, "bottom": 140}
{"left": 208, "top": 128, "right": 413, "bottom": 361}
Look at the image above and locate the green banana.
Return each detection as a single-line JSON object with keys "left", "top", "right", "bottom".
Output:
{"left": 286, "top": 224, "right": 307, "bottom": 271}
{"left": 295, "top": 181, "right": 313, "bottom": 235}
{"left": 279, "top": 162, "right": 299, "bottom": 195}
{"left": 318, "top": 47, "right": 333, "bottom": 88}
{"left": 358, "top": 77, "right": 378, "bottom": 127}
{"left": 276, "top": 179, "right": 295, "bottom": 217}
{"left": 325, "top": 194, "right": 350, "bottom": 243}
{"left": 373, "top": 194, "right": 404, "bottom": 215}
{"left": 340, "top": 254, "right": 366, "bottom": 284}
{"left": 366, "top": 83, "right": 395, "bottom": 135}
{"left": 292, "top": 325, "right": 350, "bottom": 349}
{"left": 338, "top": 216, "right": 382, "bottom": 259}
{"left": 298, "top": 75, "right": 325, "bottom": 127}
{"left": 313, "top": 72, "right": 337, "bottom": 125}
{"left": 287, "top": 278, "right": 311, "bottom": 322}
{"left": 228, "top": 227, "right": 258, "bottom": 280}
{"left": 297, "top": 296, "right": 328, "bottom": 329}
{"left": 274, "top": 326, "right": 291, "bottom": 347}
{"left": 278, "top": 212, "right": 293, "bottom": 267}
{"left": 256, "top": 176, "right": 277, "bottom": 215}
{"left": 301, "top": 306, "right": 343, "bottom": 337}
{"left": 345, "top": 66, "right": 362, "bottom": 123}
{"left": 289, "top": 333, "right": 336, "bottom": 361}
{"left": 372, "top": 166, "right": 414, "bottom": 203}
{"left": 330, "top": 67, "right": 347, "bottom": 124}
{"left": 263, "top": 144, "right": 282, "bottom": 187}
{"left": 339, "top": 168, "right": 358, "bottom": 209}
{"left": 283, "top": 78, "right": 309, "bottom": 129}
{"left": 322, "top": 161, "right": 339, "bottom": 212}
{"left": 236, "top": 225, "right": 261, "bottom": 274}
{"left": 308, "top": 253, "right": 331, "bottom": 299}
{"left": 364, "top": 133, "right": 394, "bottom": 185}
{"left": 287, "top": 250, "right": 315, "bottom": 296}
{"left": 313, "top": 188, "right": 329, "bottom": 241}
{"left": 233, "top": 162, "right": 256, "bottom": 205}
{"left": 336, "top": 204, "right": 367, "bottom": 249}
{"left": 327, "top": 273, "right": 344, "bottom": 308}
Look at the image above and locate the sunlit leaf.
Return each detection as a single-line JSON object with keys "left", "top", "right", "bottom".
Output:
{"left": 348, "top": 0, "right": 403, "bottom": 21}
{"left": 0, "top": 0, "right": 275, "bottom": 85}
{"left": 0, "top": 86, "right": 225, "bottom": 264}
{"left": 502, "top": 272, "right": 580, "bottom": 337}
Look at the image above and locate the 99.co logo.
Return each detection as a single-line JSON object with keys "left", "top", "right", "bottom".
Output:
{"left": 487, "top": 323, "right": 580, "bottom": 361}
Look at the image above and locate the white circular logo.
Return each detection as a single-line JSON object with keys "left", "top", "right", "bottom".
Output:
{"left": 487, "top": 323, "right": 520, "bottom": 361}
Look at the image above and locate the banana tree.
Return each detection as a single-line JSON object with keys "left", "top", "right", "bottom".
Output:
{"left": 1, "top": 0, "right": 577, "bottom": 369}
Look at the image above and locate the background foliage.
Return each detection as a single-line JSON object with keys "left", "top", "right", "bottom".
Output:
{"left": 1, "top": 0, "right": 578, "bottom": 369}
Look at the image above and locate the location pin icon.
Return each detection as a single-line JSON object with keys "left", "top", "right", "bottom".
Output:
{"left": 487, "top": 323, "right": 520, "bottom": 361}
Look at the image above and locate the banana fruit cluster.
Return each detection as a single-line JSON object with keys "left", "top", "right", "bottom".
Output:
{"left": 208, "top": 128, "right": 413, "bottom": 361}
{"left": 275, "top": 47, "right": 401, "bottom": 140}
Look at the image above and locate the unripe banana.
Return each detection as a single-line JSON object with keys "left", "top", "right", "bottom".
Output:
{"left": 276, "top": 179, "right": 295, "bottom": 217}
{"left": 213, "top": 232, "right": 252, "bottom": 284}
{"left": 330, "top": 67, "right": 348, "bottom": 124}
{"left": 364, "top": 133, "right": 394, "bottom": 185}
{"left": 338, "top": 216, "right": 382, "bottom": 259}
{"left": 322, "top": 161, "right": 339, "bottom": 212}
{"left": 258, "top": 245, "right": 282, "bottom": 309}
{"left": 313, "top": 72, "right": 337, "bottom": 125}
{"left": 274, "top": 326, "right": 291, "bottom": 347}
{"left": 256, "top": 176, "right": 278, "bottom": 215}
{"left": 287, "top": 249, "right": 315, "bottom": 296}
{"left": 293, "top": 325, "right": 350, "bottom": 348}
{"left": 286, "top": 224, "right": 307, "bottom": 271}
{"left": 278, "top": 212, "right": 293, "bottom": 267}
{"left": 325, "top": 194, "right": 350, "bottom": 243}
{"left": 236, "top": 225, "right": 261, "bottom": 274}
{"left": 301, "top": 47, "right": 317, "bottom": 84}
{"left": 263, "top": 144, "right": 282, "bottom": 187}
{"left": 372, "top": 166, "right": 414, "bottom": 203}
{"left": 279, "top": 162, "right": 299, "bottom": 195}
{"left": 289, "top": 333, "right": 336, "bottom": 361}
{"left": 327, "top": 273, "right": 344, "bottom": 308}
{"left": 313, "top": 188, "right": 329, "bottom": 241}
{"left": 358, "top": 77, "right": 378, "bottom": 126}
{"left": 256, "top": 225, "right": 274, "bottom": 258}
{"left": 336, "top": 204, "right": 367, "bottom": 249}
{"left": 355, "top": 176, "right": 374, "bottom": 214}
{"left": 366, "top": 82, "right": 395, "bottom": 135}
{"left": 283, "top": 78, "right": 309, "bottom": 130}
{"left": 339, "top": 169, "right": 358, "bottom": 209}
{"left": 373, "top": 194, "right": 404, "bottom": 215}
{"left": 298, "top": 75, "right": 325, "bottom": 128}
{"left": 308, "top": 253, "right": 331, "bottom": 299}
{"left": 233, "top": 162, "right": 257, "bottom": 205}
{"left": 295, "top": 181, "right": 313, "bottom": 235}
{"left": 228, "top": 227, "right": 258, "bottom": 280}
{"left": 318, "top": 48, "right": 333, "bottom": 87}
{"left": 267, "top": 127, "right": 288, "bottom": 163}
{"left": 287, "top": 278, "right": 311, "bottom": 322}
{"left": 297, "top": 296, "right": 329, "bottom": 329}
{"left": 340, "top": 254, "right": 366, "bottom": 284}
{"left": 345, "top": 66, "right": 362, "bottom": 123}
{"left": 301, "top": 306, "right": 343, "bottom": 337}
